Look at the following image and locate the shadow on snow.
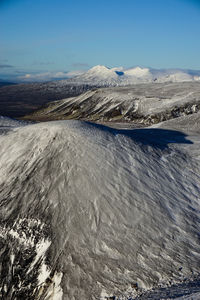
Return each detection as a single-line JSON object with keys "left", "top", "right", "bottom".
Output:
{"left": 86, "top": 122, "right": 193, "bottom": 150}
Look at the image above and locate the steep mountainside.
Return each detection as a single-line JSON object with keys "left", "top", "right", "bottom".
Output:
{"left": 0, "top": 117, "right": 200, "bottom": 299}
{"left": 24, "top": 82, "right": 200, "bottom": 125}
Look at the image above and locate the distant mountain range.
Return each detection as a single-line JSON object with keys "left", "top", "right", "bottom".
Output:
{"left": 66, "top": 65, "right": 200, "bottom": 86}
{"left": 1, "top": 66, "right": 200, "bottom": 118}
{"left": 0, "top": 79, "right": 16, "bottom": 87}
{"left": 2, "top": 65, "right": 200, "bottom": 85}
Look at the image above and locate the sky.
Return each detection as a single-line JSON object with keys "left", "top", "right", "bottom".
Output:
{"left": 0, "top": 0, "right": 200, "bottom": 81}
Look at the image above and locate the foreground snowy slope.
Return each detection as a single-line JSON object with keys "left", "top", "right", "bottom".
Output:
{"left": 24, "top": 82, "right": 200, "bottom": 124}
{"left": 0, "top": 118, "right": 200, "bottom": 299}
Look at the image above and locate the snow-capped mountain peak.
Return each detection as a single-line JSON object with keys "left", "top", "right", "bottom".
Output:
{"left": 87, "top": 65, "right": 110, "bottom": 73}
{"left": 67, "top": 65, "right": 200, "bottom": 86}
{"left": 124, "top": 66, "right": 151, "bottom": 77}
{"left": 85, "top": 65, "right": 118, "bottom": 78}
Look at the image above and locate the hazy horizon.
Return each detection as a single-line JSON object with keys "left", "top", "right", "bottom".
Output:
{"left": 1, "top": 0, "right": 200, "bottom": 82}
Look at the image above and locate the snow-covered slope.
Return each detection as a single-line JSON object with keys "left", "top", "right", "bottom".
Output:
{"left": 0, "top": 117, "right": 200, "bottom": 299}
{"left": 1, "top": 67, "right": 200, "bottom": 118}
{"left": 25, "top": 81, "right": 200, "bottom": 124}
{"left": 0, "top": 116, "right": 28, "bottom": 134}
{"left": 67, "top": 65, "right": 200, "bottom": 86}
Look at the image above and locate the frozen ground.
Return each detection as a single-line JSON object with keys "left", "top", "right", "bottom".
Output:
{"left": 0, "top": 115, "right": 200, "bottom": 299}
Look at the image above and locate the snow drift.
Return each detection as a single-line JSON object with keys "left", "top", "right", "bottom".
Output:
{"left": 0, "top": 118, "right": 200, "bottom": 299}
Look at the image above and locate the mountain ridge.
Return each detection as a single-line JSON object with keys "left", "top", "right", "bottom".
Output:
{"left": 23, "top": 82, "right": 200, "bottom": 124}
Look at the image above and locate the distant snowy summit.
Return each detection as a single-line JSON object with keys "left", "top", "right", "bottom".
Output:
{"left": 67, "top": 65, "right": 200, "bottom": 86}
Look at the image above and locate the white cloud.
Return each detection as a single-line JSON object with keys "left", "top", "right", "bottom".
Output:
{"left": 24, "top": 74, "right": 32, "bottom": 78}
{"left": 66, "top": 70, "right": 85, "bottom": 77}
{"left": 17, "top": 70, "right": 86, "bottom": 82}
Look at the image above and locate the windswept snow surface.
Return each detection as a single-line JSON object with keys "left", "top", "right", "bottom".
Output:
{"left": 0, "top": 116, "right": 27, "bottom": 128}
{"left": 0, "top": 116, "right": 28, "bottom": 134}
{"left": 0, "top": 118, "right": 200, "bottom": 299}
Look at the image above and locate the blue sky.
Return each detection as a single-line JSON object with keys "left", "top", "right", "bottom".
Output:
{"left": 0, "top": 0, "right": 200, "bottom": 81}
